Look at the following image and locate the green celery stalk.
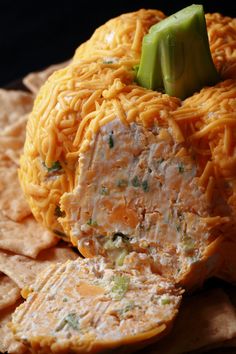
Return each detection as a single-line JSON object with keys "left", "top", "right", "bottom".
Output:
{"left": 136, "top": 4, "right": 219, "bottom": 99}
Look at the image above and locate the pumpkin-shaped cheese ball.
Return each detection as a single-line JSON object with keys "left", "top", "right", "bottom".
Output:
{"left": 19, "top": 9, "right": 166, "bottom": 239}
{"left": 20, "top": 9, "right": 236, "bottom": 288}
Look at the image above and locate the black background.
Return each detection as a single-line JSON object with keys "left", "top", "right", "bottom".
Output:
{"left": 0, "top": 0, "right": 235, "bottom": 87}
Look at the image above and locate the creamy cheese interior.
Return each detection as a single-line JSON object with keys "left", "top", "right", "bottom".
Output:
{"left": 61, "top": 118, "right": 230, "bottom": 284}
{"left": 12, "top": 254, "right": 182, "bottom": 352}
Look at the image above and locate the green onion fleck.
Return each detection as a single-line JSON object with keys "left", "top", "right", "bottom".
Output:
{"left": 178, "top": 162, "right": 185, "bottom": 174}
{"left": 176, "top": 224, "right": 181, "bottom": 232}
{"left": 111, "top": 275, "right": 130, "bottom": 300}
{"left": 131, "top": 176, "right": 140, "bottom": 187}
{"left": 100, "top": 186, "right": 110, "bottom": 195}
{"left": 142, "top": 180, "right": 149, "bottom": 192}
{"left": 56, "top": 312, "right": 80, "bottom": 332}
{"left": 115, "top": 249, "right": 128, "bottom": 266}
{"left": 108, "top": 133, "right": 114, "bottom": 148}
{"left": 161, "top": 298, "right": 171, "bottom": 305}
{"left": 44, "top": 161, "right": 62, "bottom": 173}
{"left": 117, "top": 301, "right": 135, "bottom": 317}
{"left": 87, "top": 218, "right": 98, "bottom": 227}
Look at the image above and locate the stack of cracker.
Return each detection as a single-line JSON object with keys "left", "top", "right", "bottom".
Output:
{"left": 0, "top": 66, "right": 77, "bottom": 353}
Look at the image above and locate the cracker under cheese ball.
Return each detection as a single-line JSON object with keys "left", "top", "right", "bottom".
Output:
{"left": 19, "top": 7, "right": 236, "bottom": 290}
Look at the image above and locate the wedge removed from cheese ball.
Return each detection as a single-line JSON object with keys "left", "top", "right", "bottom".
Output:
{"left": 12, "top": 254, "right": 182, "bottom": 353}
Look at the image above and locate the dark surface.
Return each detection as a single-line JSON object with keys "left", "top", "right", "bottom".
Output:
{"left": 0, "top": 0, "right": 236, "bottom": 87}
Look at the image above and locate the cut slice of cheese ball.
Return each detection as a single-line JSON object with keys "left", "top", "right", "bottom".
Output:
{"left": 11, "top": 254, "right": 182, "bottom": 353}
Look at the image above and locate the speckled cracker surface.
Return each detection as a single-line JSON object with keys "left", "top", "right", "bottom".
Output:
{"left": 0, "top": 113, "right": 30, "bottom": 166}
{"left": 0, "top": 89, "right": 33, "bottom": 169}
{"left": 0, "top": 300, "right": 27, "bottom": 354}
{"left": 0, "top": 246, "right": 78, "bottom": 289}
{"left": 0, "top": 88, "right": 59, "bottom": 257}
{"left": 23, "top": 61, "right": 70, "bottom": 94}
{"left": 0, "top": 274, "right": 20, "bottom": 311}
{"left": 0, "top": 213, "right": 58, "bottom": 258}
{"left": 0, "top": 89, "right": 33, "bottom": 128}
{"left": 0, "top": 166, "right": 31, "bottom": 221}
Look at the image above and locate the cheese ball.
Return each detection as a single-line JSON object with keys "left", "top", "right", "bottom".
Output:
{"left": 19, "top": 9, "right": 236, "bottom": 286}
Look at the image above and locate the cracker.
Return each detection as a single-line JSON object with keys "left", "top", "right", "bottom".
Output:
{"left": 0, "top": 135, "right": 24, "bottom": 152}
{"left": 148, "top": 288, "right": 236, "bottom": 354}
{"left": 23, "top": 61, "right": 70, "bottom": 94}
{"left": 0, "top": 213, "right": 58, "bottom": 258}
{"left": 0, "top": 274, "right": 20, "bottom": 311}
{"left": 36, "top": 244, "right": 78, "bottom": 263}
{"left": 0, "top": 246, "right": 78, "bottom": 289}
{"left": 0, "top": 166, "right": 31, "bottom": 221}
{"left": 0, "top": 300, "right": 27, "bottom": 354}
{"left": 0, "top": 152, "right": 13, "bottom": 168}
{"left": 1, "top": 112, "right": 28, "bottom": 139}
{"left": 0, "top": 113, "right": 29, "bottom": 168}
{"left": 0, "top": 90, "right": 33, "bottom": 168}
{"left": 0, "top": 89, "right": 33, "bottom": 128}
{"left": 0, "top": 149, "right": 21, "bottom": 167}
